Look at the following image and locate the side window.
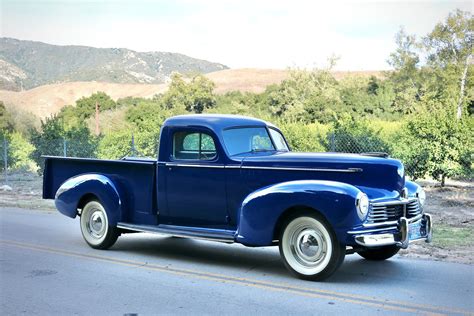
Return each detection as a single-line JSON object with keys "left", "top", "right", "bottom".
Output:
{"left": 173, "top": 131, "right": 217, "bottom": 160}
{"left": 268, "top": 128, "right": 289, "bottom": 151}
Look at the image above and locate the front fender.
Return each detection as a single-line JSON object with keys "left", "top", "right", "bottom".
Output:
{"left": 405, "top": 180, "right": 421, "bottom": 197}
{"left": 236, "top": 180, "right": 362, "bottom": 246}
{"left": 54, "top": 174, "right": 122, "bottom": 225}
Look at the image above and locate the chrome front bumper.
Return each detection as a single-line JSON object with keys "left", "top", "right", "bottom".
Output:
{"left": 353, "top": 213, "right": 432, "bottom": 249}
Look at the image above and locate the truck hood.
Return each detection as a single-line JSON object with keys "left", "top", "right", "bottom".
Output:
{"left": 240, "top": 152, "right": 405, "bottom": 198}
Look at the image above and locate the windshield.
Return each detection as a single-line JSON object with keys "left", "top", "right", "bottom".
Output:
{"left": 223, "top": 127, "right": 289, "bottom": 156}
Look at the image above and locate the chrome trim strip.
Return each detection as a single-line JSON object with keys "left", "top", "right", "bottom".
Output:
{"left": 161, "top": 163, "right": 361, "bottom": 172}
{"left": 363, "top": 213, "right": 423, "bottom": 228}
{"left": 224, "top": 165, "right": 241, "bottom": 169}
{"left": 165, "top": 163, "right": 225, "bottom": 169}
{"left": 371, "top": 198, "right": 418, "bottom": 206}
{"left": 348, "top": 226, "right": 398, "bottom": 234}
{"left": 117, "top": 223, "right": 235, "bottom": 243}
{"left": 363, "top": 220, "right": 398, "bottom": 228}
{"left": 159, "top": 161, "right": 241, "bottom": 169}
{"left": 240, "top": 166, "right": 363, "bottom": 173}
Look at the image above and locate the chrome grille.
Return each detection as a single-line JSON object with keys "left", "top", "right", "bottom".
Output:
{"left": 406, "top": 199, "right": 422, "bottom": 217}
{"left": 367, "top": 199, "right": 421, "bottom": 224}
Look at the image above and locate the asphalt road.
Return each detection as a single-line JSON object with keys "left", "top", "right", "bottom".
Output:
{"left": 0, "top": 207, "right": 473, "bottom": 316}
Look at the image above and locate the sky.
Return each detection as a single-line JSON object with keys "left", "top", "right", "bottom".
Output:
{"left": 1, "top": 0, "right": 472, "bottom": 70}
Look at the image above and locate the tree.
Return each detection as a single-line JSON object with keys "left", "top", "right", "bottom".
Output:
{"left": 267, "top": 69, "right": 342, "bottom": 123}
{"left": 75, "top": 92, "right": 116, "bottom": 119}
{"left": 0, "top": 101, "right": 14, "bottom": 134}
{"left": 394, "top": 106, "right": 473, "bottom": 185}
{"left": 58, "top": 92, "right": 117, "bottom": 129}
{"left": 338, "top": 76, "right": 396, "bottom": 118}
{"left": 30, "top": 115, "right": 98, "bottom": 173}
{"left": 387, "top": 28, "right": 423, "bottom": 114}
{"left": 124, "top": 100, "right": 170, "bottom": 157}
{"left": 424, "top": 10, "right": 473, "bottom": 119}
{"left": 161, "top": 73, "right": 216, "bottom": 113}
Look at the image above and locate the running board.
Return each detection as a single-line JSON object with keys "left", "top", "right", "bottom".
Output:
{"left": 117, "top": 223, "right": 236, "bottom": 243}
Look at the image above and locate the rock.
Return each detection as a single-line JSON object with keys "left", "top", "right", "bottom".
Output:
{"left": 0, "top": 185, "right": 12, "bottom": 191}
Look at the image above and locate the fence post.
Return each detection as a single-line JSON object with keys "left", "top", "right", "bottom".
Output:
{"left": 330, "top": 132, "right": 336, "bottom": 152}
{"left": 3, "top": 136, "right": 7, "bottom": 185}
{"left": 63, "top": 138, "right": 67, "bottom": 157}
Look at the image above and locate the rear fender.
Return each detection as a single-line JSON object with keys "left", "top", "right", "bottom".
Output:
{"left": 54, "top": 174, "right": 122, "bottom": 225}
{"left": 236, "top": 180, "right": 361, "bottom": 246}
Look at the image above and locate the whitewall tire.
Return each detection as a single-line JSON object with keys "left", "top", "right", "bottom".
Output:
{"left": 80, "top": 200, "right": 120, "bottom": 249}
{"left": 279, "top": 213, "right": 345, "bottom": 281}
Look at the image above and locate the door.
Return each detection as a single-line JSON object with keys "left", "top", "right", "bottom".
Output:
{"left": 164, "top": 128, "right": 229, "bottom": 228}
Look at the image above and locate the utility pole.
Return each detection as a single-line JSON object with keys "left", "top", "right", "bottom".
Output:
{"left": 95, "top": 101, "right": 100, "bottom": 136}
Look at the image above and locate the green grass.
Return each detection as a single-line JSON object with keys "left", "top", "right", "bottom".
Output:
{"left": 433, "top": 224, "right": 474, "bottom": 248}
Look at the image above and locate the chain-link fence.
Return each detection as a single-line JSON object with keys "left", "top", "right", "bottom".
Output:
{"left": 1, "top": 132, "right": 423, "bottom": 186}
{"left": 1, "top": 137, "right": 8, "bottom": 186}
{"left": 324, "top": 132, "right": 388, "bottom": 154}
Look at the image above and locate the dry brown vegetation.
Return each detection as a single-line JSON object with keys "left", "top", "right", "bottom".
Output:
{"left": 0, "top": 81, "right": 167, "bottom": 119}
{"left": 0, "top": 68, "right": 383, "bottom": 120}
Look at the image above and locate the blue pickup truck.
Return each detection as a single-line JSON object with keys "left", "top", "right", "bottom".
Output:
{"left": 43, "top": 114, "right": 432, "bottom": 280}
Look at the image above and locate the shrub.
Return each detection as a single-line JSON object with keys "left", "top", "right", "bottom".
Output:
{"left": 394, "top": 109, "right": 473, "bottom": 184}
{"left": 278, "top": 122, "right": 328, "bottom": 152}
{"left": 97, "top": 130, "right": 134, "bottom": 159}
{"left": 9, "top": 132, "right": 35, "bottom": 170}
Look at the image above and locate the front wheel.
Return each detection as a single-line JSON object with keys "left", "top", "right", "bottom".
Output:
{"left": 357, "top": 245, "right": 400, "bottom": 261}
{"left": 279, "top": 213, "right": 345, "bottom": 281}
{"left": 80, "top": 200, "right": 120, "bottom": 249}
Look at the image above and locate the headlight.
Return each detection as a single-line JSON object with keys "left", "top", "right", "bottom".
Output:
{"left": 356, "top": 193, "right": 369, "bottom": 220}
{"left": 417, "top": 188, "right": 426, "bottom": 206}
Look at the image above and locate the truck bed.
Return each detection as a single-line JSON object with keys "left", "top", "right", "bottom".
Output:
{"left": 43, "top": 156, "right": 158, "bottom": 221}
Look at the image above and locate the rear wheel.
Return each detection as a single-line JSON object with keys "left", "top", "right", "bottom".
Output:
{"left": 279, "top": 213, "right": 345, "bottom": 281}
{"left": 80, "top": 200, "right": 120, "bottom": 249}
{"left": 357, "top": 245, "right": 400, "bottom": 261}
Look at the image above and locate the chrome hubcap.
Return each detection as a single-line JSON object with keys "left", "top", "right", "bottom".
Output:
{"left": 290, "top": 227, "right": 327, "bottom": 267}
{"left": 88, "top": 210, "right": 106, "bottom": 238}
{"left": 297, "top": 230, "right": 323, "bottom": 259}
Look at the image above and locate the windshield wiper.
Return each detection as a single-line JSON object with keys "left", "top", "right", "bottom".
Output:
{"left": 231, "top": 149, "right": 276, "bottom": 156}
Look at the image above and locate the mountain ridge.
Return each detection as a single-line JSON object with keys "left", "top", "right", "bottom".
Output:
{"left": 0, "top": 37, "right": 228, "bottom": 91}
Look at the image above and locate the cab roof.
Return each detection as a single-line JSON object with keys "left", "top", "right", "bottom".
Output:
{"left": 164, "top": 114, "right": 275, "bottom": 132}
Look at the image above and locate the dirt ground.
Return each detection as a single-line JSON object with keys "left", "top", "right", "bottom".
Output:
{"left": 1, "top": 171, "right": 472, "bottom": 265}
{"left": 398, "top": 180, "right": 474, "bottom": 264}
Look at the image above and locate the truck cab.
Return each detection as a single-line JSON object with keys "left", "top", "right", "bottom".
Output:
{"left": 43, "top": 114, "right": 432, "bottom": 280}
